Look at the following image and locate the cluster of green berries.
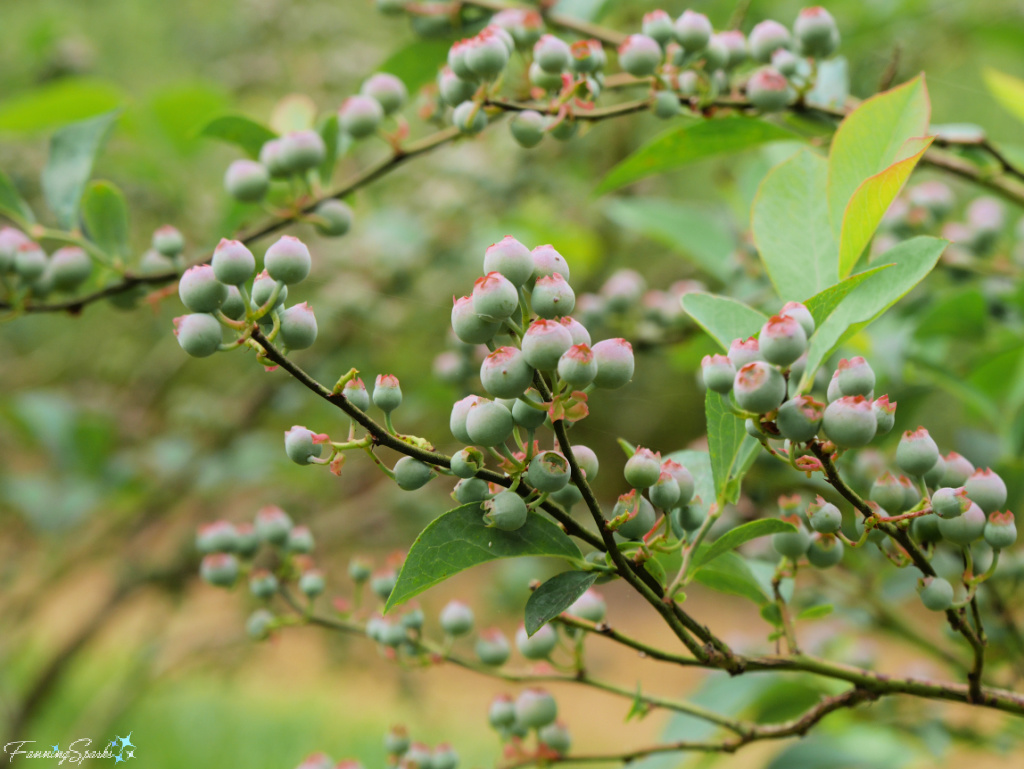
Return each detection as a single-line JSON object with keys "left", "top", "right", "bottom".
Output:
{"left": 383, "top": 728, "right": 459, "bottom": 769}
{"left": 488, "top": 690, "right": 569, "bottom": 754}
{"left": 572, "top": 271, "right": 703, "bottom": 344}
{"left": 174, "top": 235, "right": 318, "bottom": 358}
{"left": 0, "top": 226, "right": 104, "bottom": 301}
{"left": 601, "top": 451, "right": 701, "bottom": 541}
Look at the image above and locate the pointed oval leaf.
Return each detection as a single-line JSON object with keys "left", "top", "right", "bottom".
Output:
{"left": 682, "top": 292, "right": 768, "bottom": 351}
{"left": 384, "top": 503, "right": 582, "bottom": 612}
{"left": 691, "top": 552, "right": 769, "bottom": 605}
{"left": 81, "top": 180, "right": 129, "bottom": 257}
{"left": 0, "top": 170, "right": 35, "bottom": 226}
{"left": 198, "top": 114, "right": 277, "bottom": 159}
{"left": 706, "top": 390, "right": 753, "bottom": 505}
{"left": 983, "top": 68, "right": 1024, "bottom": 126}
{"left": 801, "top": 264, "right": 892, "bottom": 326}
{"left": 525, "top": 571, "right": 599, "bottom": 635}
{"left": 42, "top": 110, "right": 119, "bottom": 230}
{"left": 693, "top": 519, "right": 797, "bottom": 569}
{"left": 0, "top": 78, "right": 123, "bottom": 133}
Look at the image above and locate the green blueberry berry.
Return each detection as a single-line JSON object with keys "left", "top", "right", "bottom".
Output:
{"left": 529, "top": 61, "right": 564, "bottom": 91}
{"left": 454, "top": 477, "right": 490, "bottom": 503}
{"left": 776, "top": 395, "right": 824, "bottom": 442}
{"left": 557, "top": 344, "right": 597, "bottom": 389}
{"left": 771, "top": 48, "right": 800, "bottom": 76}
{"left": 251, "top": 269, "right": 286, "bottom": 310}
{"left": 373, "top": 373, "right": 403, "bottom": 413}
{"left": 747, "top": 67, "right": 793, "bottom": 112}
{"left": 450, "top": 395, "right": 484, "bottom": 443}
{"left": 278, "top": 302, "right": 318, "bottom": 350}
{"left": 794, "top": 6, "right": 840, "bottom": 58}
{"left": 211, "top": 238, "right": 255, "bottom": 286}
{"left": 624, "top": 447, "right": 662, "bottom": 489}
{"left": 466, "top": 31, "right": 510, "bottom": 79}
{"left": 825, "top": 372, "right": 843, "bottom": 404}
{"left": 348, "top": 557, "right": 372, "bottom": 583}
{"left": 531, "top": 244, "right": 570, "bottom": 283}
{"left": 451, "top": 447, "right": 485, "bottom": 478}
{"left": 515, "top": 688, "right": 558, "bottom": 729}
{"left": 447, "top": 39, "right": 476, "bottom": 80}
{"left": 173, "top": 313, "right": 222, "bottom": 358}
{"left": 285, "top": 425, "right": 324, "bottom": 465}
{"left": 822, "top": 396, "right": 877, "bottom": 448}
{"left": 734, "top": 362, "right": 786, "bottom": 414}
{"left": 550, "top": 117, "right": 579, "bottom": 142}
{"left": 912, "top": 513, "right": 942, "bottom": 544}
{"left": 287, "top": 525, "right": 315, "bottom": 554}
{"left": 618, "top": 34, "right": 662, "bottom": 76}
{"left": 370, "top": 569, "right": 397, "bottom": 600}
{"left": 224, "top": 159, "right": 270, "bottom": 202}
{"left": 674, "top": 10, "right": 712, "bottom": 52}
{"left": 773, "top": 515, "right": 811, "bottom": 559}
{"left": 509, "top": 110, "right": 548, "bottom": 147}
{"left": 836, "top": 357, "right": 876, "bottom": 397}
{"left": 49, "top": 246, "right": 92, "bottom": 291}
{"left": 568, "top": 588, "right": 606, "bottom": 623}
{"left": 476, "top": 628, "right": 512, "bottom": 666}
{"left": 728, "top": 337, "right": 762, "bottom": 369}
{"left": 152, "top": 225, "right": 184, "bottom": 257}
{"left": 466, "top": 399, "right": 514, "bottom": 446}
{"left": 965, "top": 468, "right": 1008, "bottom": 514}
{"left": 759, "top": 315, "right": 807, "bottom": 366}
{"left": 342, "top": 378, "right": 370, "bottom": 411}
{"left": 400, "top": 609, "right": 423, "bottom": 634}
{"left": 361, "top": 72, "right": 408, "bottom": 115}
{"left": 453, "top": 100, "right": 488, "bottom": 134}
{"left": 200, "top": 553, "right": 240, "bottom": 587}
{"left": 384, "top": 726, "right": 411, "bottom": 757}
{"left": 438, "top": 66, "right": 476, "bottom": 106}
{"left": 473, "top": 271, "right": 519, "bottom": 321}
{"left": 570, "top": 38, "right": 606, "bottom": 73}
{"left": 264, "top": 235, "right": 311, "bottom": 285}
{"left": 896, "top": 427, "right": 940, "bottom": 477}
{"left": 937, "top": 501, "right": 987, "bottom": 545}
{"left": 432, "top": 745, "right": 458, "bottom": 769}
{"left": 254, "top": 505, "right": 293, "bottom": 545}
{"left": 918, "top": 576, "right": 954, "bottom": 612}
{"left": 178, "top": 264, "right": 227, "bottom": 312}
{"left": 258, "top": 138, "right": 289, "bottom": 178}
{"left": 649, "top": 471, "right": 681, "bottom": 509}
{"left": 673, "top": 503, "right": 706, "bottom": 533}
{"left": 571, "top": 445, "right": 600, "bottom": 481}
{"left": 280, "top": 130, "right": 326, "bottom": 174}
{"left": 534, "top": 34, "right": 571, "bottom": 73}
{"left": 532, "top": 273, "right": 576, "bottom": 319}
{"left": 0, "top": 227, "right": 29, "bottom": 272}
{"left": 984, "top": 511, "right": 1017, "bottom": 549}
{"left": 339, "top": 95, "right": 384, "bottom": 138}
{"left": 249, "top": 569, "right": 279, "bottom": 599}
{"left": 237, "top": 522, "right": 264, "bottom": 557}
{"left": 395, "top": 456, "right": 434, "bottom": 490}
{"left": 807, "top": 496, "right": 842, "bottom": 533}
{"left": 900, "top": 475, "right": 921, "bottom": 510}
{"left": 701, "top": 354, "right": 736, "bottom": 394}
{"left": 489, "top": 695, "right": 516, "bottom": 728}
{"left": 870, "top": 472, "right": 908, "bottom": 513}
{"left": 909, "top": 181, "right": 955, "bottom": 218}
{"left": 550, "top": 483, "right": 582, "bottom": 509}
{"left": 940, "top": 452, "right": 975, "bottom": 487}
{"left": 749, "top": 19, "right": 792, "bottom": 62}
{"left": 924, "top": 455, "right": 947, "bottom": 488}
{"left": 439, "top": 600, "right": 475, "bottom": 636}
{"left": 516, "top": 623, "right": 558, "bottom": 659}
{"left": 312, "top": 199, "right": 353, "bottom": 237}
{"left": 484, "top": 236, "right": 533, "bottom": 286}
{"left": 195, "top": 520, "right": 239, "bottom": 554}
{"left": 246, "top": 608, "right": 275, "bottom": 640}
{"left": 641, "top": 9, "right": 675, "bottom": 47}
{"left": 481, "top": 346, "right": 534, "bottom": 398}
{"left": 806, "top": 533, "right": 844, "bottom": 568}
{"left": 451, "top": 295, "right": 500, "bottom": 345}
{"left": 591, "top": 338, "right": 634, "bottom": 389}
{"left": 522, "top": 319, "right": 573, "bottom": 371}
{"left": 677, "top": 70, "right": 699, "bottom": 96}
{"left": 652, "top": 90, "right": 682, "bottom": 119}
{"left": 528, "top": 451, "right": 571, "bottom": 492}
{"left": 660, "top": 459, "right": 694, "bottom": 503}
{"left": 537, "top": 721, "right": 571, "bottom": 755}
{"left": 780, "top": 301, "right": 815, "bottom": 336}
{"left": 717, "top": 30, "right": 748, "bottom": 68}
{"left": 512, "top": 390, "right": 548, "bottom": 430}
{"left": 483, "top": 490, "right": 528, "bottom": 530}
{"left": 613, "top": 490, "right": 657, "bottom": 540}
{"left": 873, "top": 395, "right": 896, "bottom": 434}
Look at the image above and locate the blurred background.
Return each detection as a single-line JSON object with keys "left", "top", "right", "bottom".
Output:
{"left": 2, "top": 0, "right": 1024, "bottom": 767}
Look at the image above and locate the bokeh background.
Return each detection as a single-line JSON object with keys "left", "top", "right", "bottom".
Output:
{"left": 2, "top": 0, "right": 1024, "bottom": 767}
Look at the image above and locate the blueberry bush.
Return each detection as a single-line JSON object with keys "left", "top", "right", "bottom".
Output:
{"left": 3, "top": 1, "right": 1024, "bottom": 768}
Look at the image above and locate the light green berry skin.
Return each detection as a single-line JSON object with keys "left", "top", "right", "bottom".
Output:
{"left": 733, "top": 362, "right": 786, "bottom": 414}
{"left": 516, "top": 623, "right": 558, "bottom": 660}
{"left": 896, "top": 432, "right": 940, "bottom": 477}
{"left": 466, "top": 400, "right": 515, "bottom": 446}
{"left": 225, "top": 159, "right": 270, "bottom": 202}
{"left": 912, "top": 514, "right": 943, "bottom": 544}
{"left": 649, "top": 476, "right": 680, "bottom": 509}
{"left": 965, "top": 471, "right": 1008, "bottom": 515}
{"left": 476, "top": 634, "right": 511, "bottom": 666}
{"left": 624, "top": 452, "right": 661, "bottom": 489}
{"left": 483, "top": 490, "right": 528, "bottom": 531}
{"left": 394, "top": 457, "right": 434, "bottom": 490}
{"left": 439, "top": 602, "right": 475, "bottom": 636}
{"left": 673, "top": 504, "right": 706, "bottom": 534}
{"left": 175, "top": 313, "right": 223, "bottom": 358}
{"left": 514, "top": 689, "right": 558, "bottom": 729}
{"left": 284, "top": 427, "right": 322, "bottom": 465}
{"left": 806, "top": 536, "right": 844, "bottom": 568}
{"left": 489, "top": 698, "right": 516, "bottom": 728}
{"left": 221, "top": 286, "right": 247, "bottom": 320}
{"left": 279, "top": 304, "right": 318, "bottom": 350}
{"left": 984, "top": 519, "right": 1017, "bottom": 550}
{"left": 772, "top": 527, "right": 811, "bottom": 559}
{"left": 809, "top": 503, "right": 842, "bottom": 533}
{"left": 937, "top": 503, "right": 987, "bottom": 545}
{"left": 451, "top": 448, "right": 483, "bottom": 478}
{"left": 528, "top": 452, "right": 571, "bottom": 493}
{"left": 538, "top": 723, "right": 571, "bottom": 754}
{"left": 653, "top": 90, "right": 682, "bottom": 119}
{"left": 615, "top": 496, "right": 656, "bottom": 540}
{"left": 775, "top": 397, "right": 823, "bottom": 442}
{"left": 179, "top": 265, "right": 227, "bottom": 312}
{"left": 246, "top": 609, "right": 275, "bottom": 640}
{"left": 50, "top": 247, "right": 92, "bottom": 291}
{"left": 453, "top": 101, "right": 488, "bottom": 134}
{"left": 549, "top": 119, "right": 578, "bottom": 141}
{"left": 264, "top": 236, "right": 312, "bottom": 285}
{"left": 454, "top": 477, "right": 491, "bottom": 503}
{"left": 510, "top": 110, "right": 547, "bottom": 147}
{"left": 314, "top": 200, "right": 354, "bottom": 236}
{"left": 919, "top": 577, "right": 954, "bottom": 611}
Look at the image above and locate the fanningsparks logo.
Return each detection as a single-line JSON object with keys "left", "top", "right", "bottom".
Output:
{"left": 3, "top": 733, "right": 136, "bottom": 764}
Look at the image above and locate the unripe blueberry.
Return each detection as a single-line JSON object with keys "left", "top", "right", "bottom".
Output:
{"left": 517, "top": 622, "right": 558, "bottom": 660}
{"left": 870, "top": 472, "right": 907, "bottom": 513}
{"left": 571, "top": 445, "right": 600, "bottom": 481}
{"left": 807, "top": 496, "right": 842, "bottom": 533}
{"left": 361, "top": 72, "right": 408, "bottom": 115}
{"left": 529, "top": 61, "right": 564, "bottom": 91}
{"left": 451, "top": 447, "right": 485, "bottom": 478}
{"left": 826, "top": 371, "right": 843, "bottom": 404}
{"left": 454, "top": 477, "right": 491, "bottom": 503}
{"left": 264, "top": 235, "right": 311, "bottom": 285}
{"left": 532, "top": 273, "right": 576, "bottom": 319}
{"left": 0, "top": 227, "right": 29, "bottom": 272}
{"left": 557, "top": 344, "right": 597, "bottom": 389}
{"left": 908, "top": 180, "right": 955, "bottom": 218}
{"left": 196, "top": 520, "right": 240, "bottom": 554}
{"left": 649, "top": 471, "right": 681, "bottom": 509}
{"left": 776, "top": 395, "right": 824, "bottom": 442}
{"left": 448, "top": 39, "right": 475, "bottom": 80}
{"left": 933, "top": 486, "right": 970, "bottom": 519}
{"left": 178, "top": 264, "right": 227, "bottom": 312}
{"left": 173, "top": 313, "right": 222, "bottom": 358}
{"left": 249, "top": 569, "right": 279, "bottom": 599}
{"left": 439, "top": 600, "right": 475, "bottom": 636}
{"left": 280, "top": 130, "right": 326, "bottom": 174}
{"left": 299, "top": 569, "right": 325, "bottom": 598}
{"left": 522, "top": 319, "right": 573, "bottom": 371}
{"left": 924, "top": 455, "right": 947, "bottom": 488}
{"left": 601, "top": 268, "right": 646, "bottom": 312}
{"left": 873, "top": 395, "right": 896, "bottom": 435}
{"left": 940, "top": 452, "right": 975, "bottom": 488}
{"left": 149, "top": 225, "right": 183, "bottom": 258}
{"left": 432, "top": 745, "right": 458, "bottom": 769}
{"left": 258, "top": 138, "right": 289, "bottom": 178}
{"left": 200, "top": 553, "right": 240, "bottom": 587}
{"left": 624, "top": 447, "right": 662, "bottom": 489}
{"left": 480, "top": 346, "right": 534, "bottom": 398}
{"left": 467, "top": 31, "right": 510, "bottom": 79}
{"left": 912, "top": 513, "right": 943, "bottom": 544}
{"left": 550, "top": 483, "right": 582, "bottom": 509}
{"left": 794, "top": 6, "right": 839, "bottom": 58}
{"left": 749, "top": 19, "right": 792, "bottom": 62}
{"left": 512, "top": 391, "right": 548, "bottom": 430}
{"left": 567, "top": 588, "right": 606, "bottom": 623}
{"left": 773, "top": 515, "right": 811, "bottom": 558}
{"left": 822, "top": 396, "right": 876, "bottom": 448}
{"left": 674, "top": 10, "right": 712, "bottom": 52}
{"left": 438, "top": 67, "right": 476, "bottom": 106}
{"left": 531, "top": 244, "right": 570, "bottom": 283}
{"left": 919, "top": 576, "right": 954, "bottom": 611}
{"left": 473, "top": 271, "right": 519, "bottom": 321}
{"left": 965, "top": 468, "right": 1008, "bottom": 514}
{"left": 313, "top": 199, "right": 353, "bottom": 237}
{"left": 492, "top": 9, "right": 543, "bottom": 49}
{"left": 238, "top": 522, "right": 265, "bottom": 556}
{"left": 734, "top": 362, "right": 786, "bottom": 414}
{"left": 482, "top": 236, "right": 533, "bottom": 287}
{"left": 700, "top": 354, "right": 736, "bottom": 394}
{"left": 224, "top": 158, "right": 270, "bottom": 202}
{"left": 277, "top": 302, "right": 319, "bottom": 351}
{"left": 453, "top": 100, "right": 488, "bottom": 134}
{"left": 339, "top": 95, "right": 384, "bottom": 138}
{"left": 372, "top": 373, "right": 402, "bottom": 413}
{"left": 349, "top": 557, "right": 372, "bottom": 583}
{"left": 937, "top": 501, "right": 987, "bottom": 545}
{"left": 209, "top": 238, "right": 255, "bottom": 286}
{"left": 674, "top": 503, "right": 706, "bottom": 533}
{"left": 451, "top": 295, "right": 500, "bottom": 345}
{"left": 287, "top": 525, "right": 315, "bottom": 554}
{"left": 251, "top": 269, "right": 286, "bottom": 310}
{"left": 985, "top": 511, "right": 1017, "bottom": 549}
{"left": 466, "top": 399, "right": 514, "bottom": 446}
{"left": 489, "top": 695, "right": 516, "bottom": 728}
{"left": 570, "top": 39, "right": 605, "bottom": 73}
{"left": 613, "top": 490, "right": 657, "bottom": 540}
{"left": 528, "top": 451, "right": 571, "bottom": 492}
{"left": 483, "top": 490, "right": 529, "bottom": 531}
{"left": 806, "top": 533, "right": 843, "bottom": 568}
{"left": 476, "top": 628, "right": 512, "bottom": 666}
{"left": 746, "top": 67, "right": 793, "bottom": 112}
{"left": 49, "top": 246, "right": 92, "bottom": 291}
{"left": 384, "top": 726, "right": 411, "bottom": 757}
{"left": 641, "top": 10, "right": 676, "bottom": 47}
{"left": 335, "top": 380, "right": 369, "bottom": 414}
{"left": 677, "top": 70, "right": 699, "bottom": 96}
{"left": 896, "top": 427, "right": 940, "bottom": 477}
{"left": 371, "top": 569, "right": 397, "bottom": 600}
{"left": 591, "top": 338, "right": 635, "bottom": 389}
{"left": 537, "top": 721, "right": 571, "bottom": 754}
{"left": 660, "top": 459, "right": 694, "bottom": 503}
{"left": 728, "top": 336, "right": 762, "bottom": 368}
{"left": 395, "top": 456, "right": 434, "bottom": 490}
{"left": 652, "top": 90, "right": 682, "bottom": 119}
{"left": 534, "top": 34, "right": 571, "bottom": 73}
{"left": 515, "top": 688, "right": 558, "bottom": 729}
{"left": 717, "top": 30, "right": 748, "bottom": 68}
{"left": 285, "top": 425, "right": 324, "bottom": 465}
{"left": 618, "top": 35, "right": 662, "bottom": 77}
{"left": 255, "top": 505, "right": 293, "bottom": 544}
{"left": 772, "top": 48, "right": 800, "bottom": 77}
{"left": 509, "top": 110, "right": 548, "bottom": 148}
{"left": 836, "top": 357, "right": 875, "bottom": 397}
{"left": 450, "top": 395, "right": 484, "bottom": 443}
{"left": 247, "top": 608, "right": 275, "bottom": 640}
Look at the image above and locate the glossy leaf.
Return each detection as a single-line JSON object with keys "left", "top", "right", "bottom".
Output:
{"left": 801, "top": 265, "right": 891, "bottom": 326}
{"left": 983, "top": 67, "right": 1024, "bottom": 126}
{"left": 693, "top": 519, "right": 797, "bottom": 569}
{"left": 797, "top": 603, "right": 834, "bottom": 620}
{"left": 41, "top": 111, "right": 119, "bottom": 230}
{"left": 0, "top": 170, "right": 35, "bottom": 225}
{"left": 81, "top": 181, "right": 129, "bottom": 257}
{"left": 384, "top": 504, "right": 581, "bottom": 612}
{"left": 706, "top": 391, "right": 748, "bottom": 504}
{"left": 691, "top": 552, "right": 769, "bottom": 605}
{"left": 377, "top": 39, "right": 454, "bottom": 94}
{"left": 664, "top": 449, "right": 714, "bottom": 521}
{"left": 599, "top": 118, "right": 795, "bottom": 193}
{"left": 752, "top": 149, "right": 838, "bottom": 300}
{"left": 198, "top": 114, "right": 277, "bottom": 159}
{"left": 682, "top": 293, "right": 767, "bottom": 351}
{"left": 525, "top": 571, "right": 599, "bottom": 635}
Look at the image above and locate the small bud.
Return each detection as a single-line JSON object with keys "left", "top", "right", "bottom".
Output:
{"left": 361, "top": 72, "right": 408, "bottom": 115}
{"left": 642, "top": 10, "right": 676, "bottom": 47}
{"left": 822, "top": 396, "right": 877, "bottom": 448}
{"left": 339, "top": 95, "right": 384, "bottom": 139}
{"left": 591, "top": 338, "right": 634, "bottom": 389}
{"left": 482, "top": 490, "right": 528, "bottom": 530}
{"left": 287, "top": 525, "right": 315, "bottom": 554}
{"left": 254, "top": 505, "right": 293, "bottom": 545}
{"left": 49, "top": 246, "right": 92, "bottom": 291}
{"left": 516, "top": 623, "right": 558, "bottom": 659}
{"left": 394, "top": 456, "right": 434, "bottom": 490}
{"left": 772, "top": 48, "right": 800, "bottom": 77}
{"left": 299, "top": 568, "right": 326, "bottom": 598}
{"left": 173, "top": 313, "right": 222, "bottom": 358}
{"left": 476, "top": 628, "right": 512, "bottom": 666}
{"left": 984, "top": 511, "right": 1017, "bottom": 550}
{"left": 570, "top": 39, "right": 605, "bottom": 73}
{"left": 373, "top": 374, "right": 403, "bottom": 413}
{"left": 196, "top": 520, "right": 240, "bottom": 554}
{"left": 716, "top": 30, "right": 748, "bottom": 68}
{"left": 523, "top": 319, "right": 574, "bottom": 371}
{"left": 618, "top": 34, "right": 662, "bottom": 77}
{"left": 370, "top": 569, "right": 397, "bottom": 600}
{"left": 450, "top": 394, "right": 485, "bottom": 444}
{"left": 896, "top": 427, "right": 940, "bottom": 477}
{"left": 246, "top": 608, "right": 275, "bottom": 640}
{"left": 534, "top": 34, "right": 572, "bottom": 74}
{"left": 701, "top": 354, "right": 736, "bottom": 394}
{"left": 200, "top": 553, "right": 240, "bottom": 587}
{"left": 965, "top": 468, "right": 1008, "bottom": 514}
{"left": 450, "top": 446, "right": 485, "bottom": 478}
{"left": 438, "top": 66, "right": 476, "bottom": 107}
{"left": 249, "top": 569, "right": 280, "bottom": 599}
{"left": 313, "top": 200, "right": 354, "bottom": 237}
{"left": 674, "top": 10, "right": 712, "bottom": 52}
{"left": 348, "top": 557, "right": 372, "bottom": 583}
{"left": 342, "top": 378, "right": 371, "bottom": 411}
{"left": 573, "top": 445, "right": 600, "bottom": 481}
{"left": 439, "top": 600, "right": 475, "bottom": 636}
{"left": 488, "top": 695, "right": 516, "bottom": 729}
{"left": 284, "top": 425, "right": 324, "bottom": 465}
{"left": 749, "top": 19, "right": 792, "bottom": 63}
{"left": 454, "top": 477, "right": 490, "bottom": 503}
{"left": 870, "top": 472, "right": 909, "bottom": 513}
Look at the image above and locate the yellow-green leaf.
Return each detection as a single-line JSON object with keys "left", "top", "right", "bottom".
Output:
{"left": 983, "top": 68, "right": 1024, "bottom": 126}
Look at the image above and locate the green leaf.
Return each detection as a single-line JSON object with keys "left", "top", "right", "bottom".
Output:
{"left": 682, "top": 292, "right": 768, "bottom": 351}
{"left": 41, "top": 111, "right": 119, "bottom": 230}
{"left": 80, "top": 181, "right": 129, "bottom": 257}
{"left": 0, "top": 170, "right": 35, "bottom": 225}
{"left": 827, "top": 76, "right": 930, "bottom": 238}
{"left": 0, "top": 78, "right": 123, "bottom": 133}
{"left": 693, "top": 519, "right": 797, "bottom": 569}
{"left": 837, "top": 136, "right": 933, "bottom": 277}
{"left": 599, "top": 117, "right": 796, "bottom": 193}
{"left": 797, "top": 236, "right": 946, "bottom": 392}
{"left": 148, "top": 81, "right": 230, "bottom": 155}
{"left": 914, "top": 288, "right": 988, "bottom": 340}
{"left": 317, "top": 114, "right": 340, "bottom": 186}
{"left": 801, "top": 264, "right": 892, "bottom": 327}
{"left": 797, "top": 603, "right": 834, "bottom": 620}
{"left": 752, "top": 149, "right": 838, "bottom": 300}
{"left": 604, "top": 198, "right": 735, "bottom": 282}
{"left": 664, "top": 449, "right": 714, "bottom": 521}
{"left": 524, "top": 571, "right": 598, "bottom": 635}
{"left": 377, "top": 39, "right": 453, "bottom": 94}
{"left": 706, "top": 391, "right": 748, "bottom": 504}
{"left": 691, "top": 552, "right": 769, "bottom": 605}
{"left": 384, "top": 504, "right": 582, "bottom": 612}
{"left": 983, "top": 67, "right": 1024, "bottom": 126}
{"left": 198, "top": 114, "right": 277, "bottom": 159}
{"left": 616, "top": 438, "right": 636, "bottom": 458}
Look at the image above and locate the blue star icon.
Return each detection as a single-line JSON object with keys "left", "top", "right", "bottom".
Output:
{"left": 117, "top": 733, "right": 135, "bottom": 751}
{"left": 51, "top": 745, "right": 59, "bottom": 753}
{"left": 114, "top": 755, "right": 124, "bottom": 763}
